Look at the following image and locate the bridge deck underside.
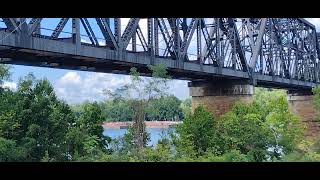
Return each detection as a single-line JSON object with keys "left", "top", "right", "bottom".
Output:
{"left": 0, "top": 31, "right": 316, "bottom": 91}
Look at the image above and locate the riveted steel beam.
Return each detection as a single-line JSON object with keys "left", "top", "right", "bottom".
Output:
{"left": 51, "top": 18, "right": 69, "bottom": 39}
{"left": 28, "top": 18, "right": 42, "bottom": 36}
{"left": 95, "top": 18, "right": 118, "bottom": 49}
{"left": 3, "top": 18, "right": 19, "bottom": 32}
{"left": 120, "top": 18, "right": 140, "bottom": 50}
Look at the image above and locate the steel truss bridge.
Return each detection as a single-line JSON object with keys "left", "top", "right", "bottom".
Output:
{"left": 0, "top": 18, "right": 319, "bottom": 90}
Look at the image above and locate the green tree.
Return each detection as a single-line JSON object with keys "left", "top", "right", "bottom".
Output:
{"left": 77, "top": 102, "right": 107, "bottom": 149}
{"left": 104, "top": 64, "right": 171, "bottom": 149}
{"left": 170, "top": 88, "right": 304, "bottom": 162}
{"left": 67, "top": 101, "right": 109, "bottom": 161}
{"left": 0, "top": 64, "right": 10, "bottom": 87}
{"left": 17, "top": 75, "right": 76, "bottom": 161}
{"left": 215, "top": 88, "right": 304, "bottom": 161}
{"left": 217, "top": 103, "right": 269, "bottom": 161}
{"left": 254, "top": 88, "right": 304, "bottom": 159}
{"left": 147, "top": 95, "right": 183, "bottom": 121}
{"left": 0, "top": 73, "right": 77, "bottom": 161}
{"left": 173, "top": 106, "right": 218, "bottom": 158}
{"left": 180, "top": 98, "right": 191, "bottom": 119}
{"left": 100, "top": 99, "right": 134, "bottom": 122}
{"left": 0, "top": 137, "right": 24, "bottom": 161}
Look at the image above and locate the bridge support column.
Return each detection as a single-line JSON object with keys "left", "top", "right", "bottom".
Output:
{"left": 287, "top": 90, "right": 320, "bottom": 138}
{"left": 188, "top": 80, "right": 254, "bottom": 118}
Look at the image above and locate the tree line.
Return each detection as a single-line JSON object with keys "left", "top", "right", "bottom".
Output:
{"left": 71, "top": 95, "right": 191, "bottom": 122}
{"left": 1, "top": 63, "right": 320, "bottom": 162}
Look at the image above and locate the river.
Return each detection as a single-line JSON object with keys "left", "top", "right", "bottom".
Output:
{"left": 103, "top": 127, "right": 283, "bottom": 158}
{"left": 103, "top": 127, "right": 176, "bottom": 146}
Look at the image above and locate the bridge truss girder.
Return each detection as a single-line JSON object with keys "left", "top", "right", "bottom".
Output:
{"left": 0, "top": 18, "right": 319, "bottom": 89}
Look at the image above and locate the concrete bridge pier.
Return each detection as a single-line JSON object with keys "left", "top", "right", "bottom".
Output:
{"left": 188, "top": 80, "right": 254, "bottom": 118}
{"left": 287, "top": 89, "right": 320, "bottom": 138}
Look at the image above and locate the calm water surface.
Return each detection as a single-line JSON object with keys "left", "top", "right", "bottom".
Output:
{"left": 103, "top": 128, "right": 175, "bottom": 146}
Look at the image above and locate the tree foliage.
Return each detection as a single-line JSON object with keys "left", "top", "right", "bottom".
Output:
{"left": 104, "top": 64, "right": 172, "bottom": 149}
{"left": 147, "top": 95, "right": 183, "bottom": 121}
{"left": 180, "top": 98, "right": 192, "bottom": 118}
{"left": 0, "top": 73, "right": 108, "bottom": 162}
{"left": 167, "top": 88, "right": 305, "bottom": 162}
{"left": 0, "top": 64, "right": 10, "bottom": 86}
{"left": 0, "top": 63, "right": 314, "bottom": 162}
{"left": 174, "top": 106, "right": 217, "bottom": 158}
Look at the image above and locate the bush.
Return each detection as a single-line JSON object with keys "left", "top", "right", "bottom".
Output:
{"left": 174, "top": 106, "right": 218, "bottom": 157}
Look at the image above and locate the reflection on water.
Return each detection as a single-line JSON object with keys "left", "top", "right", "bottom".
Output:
{"left": 103, "top": 128, "right": 175, "bottom": 146}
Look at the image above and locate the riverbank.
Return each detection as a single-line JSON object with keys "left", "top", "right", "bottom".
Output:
{"left": 102, "top": 121, "right": 182, "bottom": 129}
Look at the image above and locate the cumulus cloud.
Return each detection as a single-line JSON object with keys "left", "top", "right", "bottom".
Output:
{"left": 58, "top": 72, "right": 81, "bottom": 85}
{"left": 54, "top": 71, "right": 132, "bottom": 104}
{"left": 54, "top": 70, "right": 189, "bottom": 104}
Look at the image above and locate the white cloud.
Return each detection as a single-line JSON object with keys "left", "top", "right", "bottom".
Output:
{"left": 54, "top": 70, "right": 190, "bottom": 104}
{"left": 1, "top": 81, "right": 17, "bottom": 91}
{"left": 54, "top": 71, "right": 132, "bottom": 104}
{"left": 58, "top": 72, "right": 81, "bottom": 85}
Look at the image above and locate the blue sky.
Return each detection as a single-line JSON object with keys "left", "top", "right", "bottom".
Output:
{"left": 2, "top": 18, "right": 320, "bottom": 104}
{"left": 6, "top": 65, "right": 190, "bottom": 104}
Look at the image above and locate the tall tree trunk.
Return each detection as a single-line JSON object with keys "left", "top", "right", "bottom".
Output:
{"left": 133, "top": 100, "right": 146, "bottom": 149}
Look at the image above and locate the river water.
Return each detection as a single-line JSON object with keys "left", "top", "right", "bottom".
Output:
{"left": 103, "top": 127, "right": 283, "bottom": 158}
{"left": 103, "top": 127, "right": 175, "bottom": 146}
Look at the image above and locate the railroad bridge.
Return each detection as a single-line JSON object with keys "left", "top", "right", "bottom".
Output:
{"left": 0, "top": 18, "right": 319, "bottom": 137}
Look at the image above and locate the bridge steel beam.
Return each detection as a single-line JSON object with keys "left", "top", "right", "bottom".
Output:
{"left": 95, "top": 18, "right": 118, "bottom": 49}
{"left": 0, "top": 18, "right": 318, "bottom": 89}
{"left": 51, "top": 18, "right": 69, "bottom": 39}
{"left": 28, "top": 18, "right": 42, "bottom": 36}
{"left": 249, "top": 18, "right": 267, "bottom": 71}
{"left": 0, "top": 25, "right": 317, "bottom": 89}
{"left": 2, "top": 18, "right": 19, "bottom": 31}
{"left": 0, "top": 30, "right": 249, "bottom": 79}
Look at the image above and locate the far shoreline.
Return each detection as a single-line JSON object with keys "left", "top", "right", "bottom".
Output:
{"left": 102, "top": 121, "right": 182, "bottom": 129}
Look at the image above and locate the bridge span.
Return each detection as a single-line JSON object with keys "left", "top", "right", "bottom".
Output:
{"left": 0, "top": 18, "right": 319, "bottom": 137}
